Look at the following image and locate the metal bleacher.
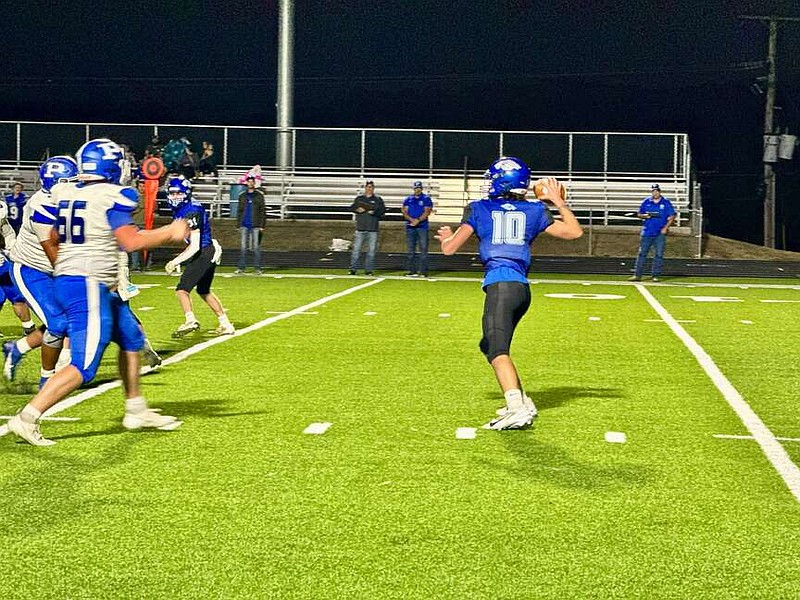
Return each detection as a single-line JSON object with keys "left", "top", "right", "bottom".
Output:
{"left": 0, "top": 161, "right": 691, "bottom": 231}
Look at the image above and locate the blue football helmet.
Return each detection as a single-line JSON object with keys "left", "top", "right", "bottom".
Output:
{"left": 39, "top": 155, "right": 78, "bottom": 192}
{"left": 482, "top": 157, "right": 531, "bottom": 198}
{"left": 167, "top": 176, "right": 192, "bottom": 206}
{"left": 76, "top": 138, "right": 124, "bottom": 183}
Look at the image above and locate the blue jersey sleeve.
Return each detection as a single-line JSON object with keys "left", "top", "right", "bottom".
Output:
{"left": 107, "top": 207, "right": 134, "bottom": 230}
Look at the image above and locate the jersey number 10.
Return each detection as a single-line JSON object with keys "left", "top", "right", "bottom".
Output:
{"left": 491, "top": 211, "right": 526, "bottom": 245}
{"left": 57, "top": 200, "right": 87, "bottom": 244}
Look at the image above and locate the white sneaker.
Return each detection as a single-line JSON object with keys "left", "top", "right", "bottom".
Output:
{"left": 213, "top": 323, "right": 235, "bottom": 336}
{"left": 495, "top": 395, "right": 538, "bottom": 417}
{"left": 172, "top": 321, "right": 200, "bottom": 338}
{"left": 483, "top": 405, "right": 536, "bottom": 430}
{"left": 6, "top": 415, "right": 56, "bottom": 446}
{"left": 123, "top": 409, "right": 183, "bottom": 431}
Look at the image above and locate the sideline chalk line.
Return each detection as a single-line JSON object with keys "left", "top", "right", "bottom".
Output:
{"left": 635, "top": 284, "right": 800, "bottom": 503}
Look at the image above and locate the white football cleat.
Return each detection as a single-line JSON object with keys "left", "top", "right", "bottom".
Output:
{"left": 172, "top": 321, "right": 200, "bottom": 338}
{"left": 495, "top": 395, "right": 538, "bottom": 417}
{"left": 123, "top": 409, "right": 183, "bottom": 431}
{"left": 212, "top": 323, "right": 235, "bottom": 336}
{"left": 483, "top": 405, "right": 536, "bottom": 431}
{"left": 6, "top": 415, "right": 56, "bottom": 446}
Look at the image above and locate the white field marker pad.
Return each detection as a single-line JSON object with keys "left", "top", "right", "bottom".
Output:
{"left": 438, "top": 313, "right": 451, "bottom": 318}
{"left": 740, "top": 320, "right": 754, "bottom": 325}
{"left": 588, "top": 316, "right": 601, "bottom": 321}
{"left": 455, "top": 427, "right": 477, "bottom": 439}
{"left": 605, "top": 431, "right": 627, "bottom": 444}
{"left": 303, "top": 422, "right": 332, "bottom": 435}
{"left": 363, "top": 311, "right": 377, "bottom": 316}
{"left": 138, "top": 306, "right": 156, "bottom": 312}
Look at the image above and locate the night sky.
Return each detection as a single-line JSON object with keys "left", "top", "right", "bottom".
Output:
{"left": 3, "top": 0, "right": 800, "bottom": 249}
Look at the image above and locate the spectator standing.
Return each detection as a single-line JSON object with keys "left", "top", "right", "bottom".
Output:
{"left": 348, "top": 180, "right": 385, "bottom": 275}
{"left": 402, "top": 180, "right": 434, "bottom": 277}
{"left": 235, "top": 176, "right": 266, "bottom": 274}
{"left": 144, "top": 135, "right": 163, "bottom": 158}
{"left": 4, "top": 182, "right": 27, "bottom": 234}
{"left": 198, "top": 141, "right": 218, "bottom": 177}
{"left": 628, "top": 184, "right": 676, "bottom": 282}
{"left": 179, "top": 139, "right": 199, "bottom": 180}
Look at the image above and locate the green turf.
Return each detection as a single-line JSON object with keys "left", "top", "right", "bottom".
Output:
{"left": 1, "top": 273, "right": 799, "bottom": 598}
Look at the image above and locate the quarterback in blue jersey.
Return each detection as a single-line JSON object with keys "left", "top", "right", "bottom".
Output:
{"left": 436, "top": 157, "right": 583, "bottom": 430}
{"left": 1, "top": 139, "right": 189, "bottom": 446}
{"left": 164, "top": 177, "right": 233, "bottom": 337}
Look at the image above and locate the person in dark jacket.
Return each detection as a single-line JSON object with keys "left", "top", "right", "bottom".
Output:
{"left": 236, "top": 176, "right": 267, "bottom": 273}
{"left": 348, "top": 180, "right": 385, "bottom": 275}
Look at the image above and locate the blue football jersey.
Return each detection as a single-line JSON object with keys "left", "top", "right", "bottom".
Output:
{"left": 462, "top": 198, "right": 554, "bottom": 286}
{"left": 4, "top": 193, "right": 27, "bottom": 234}
{"left": 173, "top": 200, "right": 212, "bottom": 249}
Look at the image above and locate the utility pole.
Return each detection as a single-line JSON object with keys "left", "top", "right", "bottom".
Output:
{"left": 739, "top": 15, "right": 800, "bottom": 248}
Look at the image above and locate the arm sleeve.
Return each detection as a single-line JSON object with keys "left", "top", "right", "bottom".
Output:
{"left": 172, "top": 230, "right": 201, "bottom": 265}
{"left": 461, "top": 203, "right": 474, "bottom": 228}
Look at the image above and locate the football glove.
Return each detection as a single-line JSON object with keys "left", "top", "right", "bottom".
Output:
{"left": 165, "top": 260, "right": 178, "bottom": 275}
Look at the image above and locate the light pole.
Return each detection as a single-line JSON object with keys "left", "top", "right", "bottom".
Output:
{"left": 276, "top": 0, "right": 294, "bottom": 170}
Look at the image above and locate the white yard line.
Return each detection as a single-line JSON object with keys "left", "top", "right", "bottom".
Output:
{"left": 41, "top": 278, "right": 385, "bottom": 418}
{"left": 635, "top": 284, "right": 800, "bottom": 503}
{"left": 714, "top": 434, "right": 800, "bottom": 443}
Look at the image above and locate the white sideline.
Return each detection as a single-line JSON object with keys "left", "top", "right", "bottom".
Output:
{"left": 635, "top": 284, "right": 800, "bottom": 503}
{"left": 39, "top": 278, "right": 385, "bottom": 418}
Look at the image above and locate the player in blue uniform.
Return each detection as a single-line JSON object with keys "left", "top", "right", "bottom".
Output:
{"left": 0, "top": 200, "right": 38, "bottom": 338}
{"left": 4, "top": 182, "right": 27, "bottom": 234}
{"left": 2, "top": 139, "right": 189, "bottom": 446}
{"left": 436, "top": 157, "right": 583, "bottom": 430}
{"left": 164, "top": 176, "right": 234, "bottom": 337}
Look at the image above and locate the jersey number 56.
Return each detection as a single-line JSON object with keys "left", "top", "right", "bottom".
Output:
{"left": 57, "top": 200, "right": 87, "bottom": 244}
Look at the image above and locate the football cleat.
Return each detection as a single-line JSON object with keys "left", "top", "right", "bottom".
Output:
{"left": 3, "top": 341, "right": 24, "bottom": 381}
{"left": 142, "top": 343, "right": 163, "bottom": 368}
{"left": 212, "top": 323, "right": 235, "bottom": 336}
{"left": 171, "top": 321, "right": 200, "bottom": 338}
{"left": 484, "top": 405, "right": 536, "bottom": 431}
{"left": 495, "top": 395, "right": 538, "bottom": 417}
{"left": 6, "top": 415, "right": 56, "bottom": 446}
{"left": 123, "top": 409, "right": 182, "bottom": 431}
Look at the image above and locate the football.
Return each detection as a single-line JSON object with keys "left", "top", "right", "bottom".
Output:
{"left": 533, "top": 178, "right": 566, "bottom": 202}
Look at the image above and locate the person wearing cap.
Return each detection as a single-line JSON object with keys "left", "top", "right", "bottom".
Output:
{"left": 235, "top": 175, "right": 267, "bottom": 274}
{"left": 629, "top": 184, "right": 675, "bottom": 282}
{"left": 348, "top": 180, "right": 385, "bottom": 275}
{"left": 401, "top": 181, "right": 434, "bottom": 277}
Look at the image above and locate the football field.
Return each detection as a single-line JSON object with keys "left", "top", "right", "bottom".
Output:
{"left": 1, "top": 270, "right": 799, "bottom": 599}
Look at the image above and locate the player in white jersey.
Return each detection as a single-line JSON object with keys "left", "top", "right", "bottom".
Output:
{"left": 4, "top": 156, "right": 76, "bottom": 385}
{"left": 2, "top": 139, "right": 188, "bottom": 446}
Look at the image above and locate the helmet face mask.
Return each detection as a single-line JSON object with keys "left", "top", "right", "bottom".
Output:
{"left": 167, "top": 176, "right": 192, "bottom": 207}
{"left": 39, "top": 155, "right": 79, "bottom": 192}
{"left": 483, "top": 157, "right": 531, "bottom": 199}
{"left": 76, "top": 138, "right": 124, "bottom": 184}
